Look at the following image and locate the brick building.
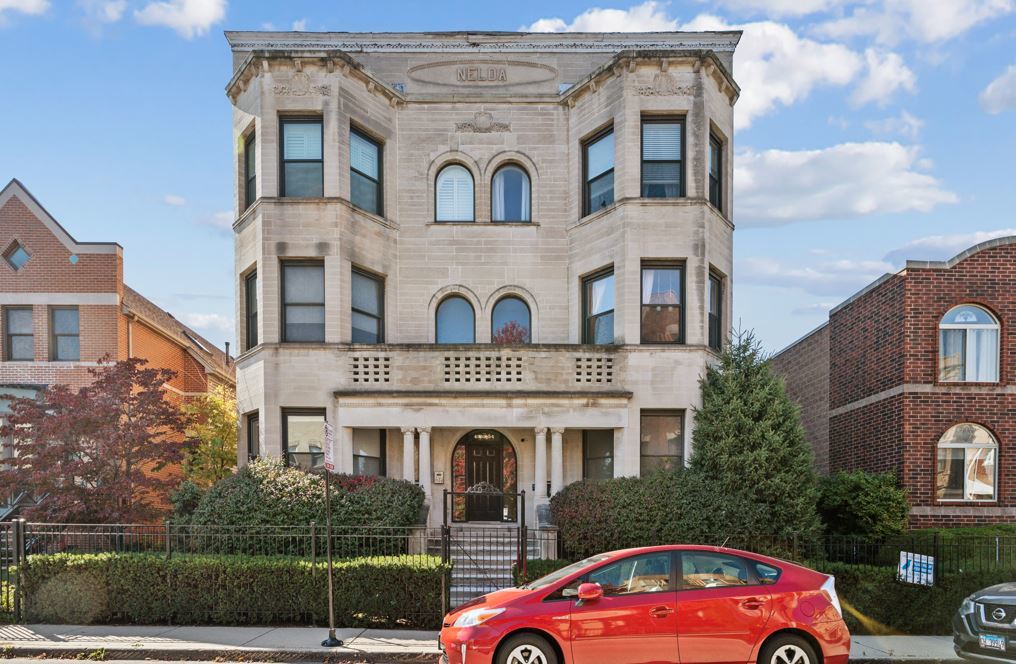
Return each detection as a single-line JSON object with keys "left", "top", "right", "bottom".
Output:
{"left": 0, "top": 178, "right": 236, "bottom": 519}
{"left": 772, "top": 236, "right": 1016, "bottom": 526}
{"left": 226, "top": 30, "right": 740, "bottom": 530}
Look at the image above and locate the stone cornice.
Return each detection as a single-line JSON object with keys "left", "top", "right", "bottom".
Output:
{"left": 224, "top": 31, "right": 742, "bottom": 54}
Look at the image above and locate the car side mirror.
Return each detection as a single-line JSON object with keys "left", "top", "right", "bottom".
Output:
{"left": 576, "top": 582, "right": 603, "bottom": 604}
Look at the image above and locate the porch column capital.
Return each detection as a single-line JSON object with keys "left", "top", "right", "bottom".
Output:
{"left": 418, "top": 426, "right": 432, "bottom": 434}
{"left": 534, "top": 426, "right": 548, "bottom": 436}
{"left": 550, "top": 427, "right": 565, "bottom": 435}
{"left": 401, "top": 426, "right": 416, "bottom": 434}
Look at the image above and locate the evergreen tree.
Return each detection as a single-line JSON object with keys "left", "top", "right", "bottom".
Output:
{"left": 689, "top": 329, "right": 822, "bottom": 539}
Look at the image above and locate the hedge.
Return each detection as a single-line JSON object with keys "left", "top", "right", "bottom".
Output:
{"left": 512, "top": 559, "right": 572, "bottom": 586}
{"left": 818, "top": 471, "right": 909, "bottom": 538}
{"left": 18, "top": 552, "right": 449, "bottom": 629}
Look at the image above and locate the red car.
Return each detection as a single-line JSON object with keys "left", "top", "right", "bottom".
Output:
{"left": 439, "top": 545, "right": 849, "bottom": 664}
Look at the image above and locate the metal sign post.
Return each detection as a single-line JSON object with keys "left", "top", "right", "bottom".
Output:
{"left": 320, "top": 422, "right": 342, "bottom": 648}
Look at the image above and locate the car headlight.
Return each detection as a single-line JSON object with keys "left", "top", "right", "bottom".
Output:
{"left": 960, "top": 597, "right": 976, "bottom": 616}
{"left": 453, "top": 607, "right": 506, "bottom": 627}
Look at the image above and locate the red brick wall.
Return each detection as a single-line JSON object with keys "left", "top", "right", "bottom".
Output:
{"left": 127, "top": 316, "right": 209, "bottom": 395}
{"left": 829, "top": 274, "right": 905, "bottom": 409}
{"left": 829, "top": 393, "right": 905, "bottom": 476}
{"left": 770, "top": 324, "right": 831, "bottom": 474}
{"left": 0, "top": 196, "right": 121, "bottom": 295}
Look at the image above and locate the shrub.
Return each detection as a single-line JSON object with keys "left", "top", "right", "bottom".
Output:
{"left": 187, "top": 458, "right": 425, "bottom": 553}
{"left": 819, "top": 471, "right": 909, "bottom": 538}
{"left": 19, "top": 552, "right": 448, "bottom": 629}
{"left": 818, "top": 562, "right": 1013, "bottom": 635}
{"left": 512, "top": 559, "right": 571, "bottom": 586}
{"left": 169, "top": 480, "right": 206, "bottom": 525}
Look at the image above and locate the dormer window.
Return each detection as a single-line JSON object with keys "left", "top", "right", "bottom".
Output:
{"left": 3, "top": 241, "right": 30, "bottom": 271}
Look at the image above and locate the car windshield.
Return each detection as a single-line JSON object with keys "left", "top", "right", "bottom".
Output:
{"left": 523, "top": 554, "right": 612, "bottom": 590}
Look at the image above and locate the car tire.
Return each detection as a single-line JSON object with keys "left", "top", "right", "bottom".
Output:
{"left": 758, "top": 634, "right": 819, "bottom": 664}
{"left": 497, "top": 633, "right": 559, "bottom": 664}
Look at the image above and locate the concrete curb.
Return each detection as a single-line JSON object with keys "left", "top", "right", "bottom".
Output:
{"left": 1, "top": 645, "right": 439, "bottom": 662}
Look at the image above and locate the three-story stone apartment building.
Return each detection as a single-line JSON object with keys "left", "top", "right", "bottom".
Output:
{"left": 226, "top": 30, "right": 740, "bottom": 527}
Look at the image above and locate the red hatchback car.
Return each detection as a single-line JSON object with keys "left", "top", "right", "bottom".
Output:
{"left": 439, "top": 545, "right": 849, "bottom": 664}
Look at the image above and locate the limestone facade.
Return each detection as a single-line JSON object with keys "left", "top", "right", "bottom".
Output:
{"left": 225, "top": 31, "right": 740, "bottom": 526}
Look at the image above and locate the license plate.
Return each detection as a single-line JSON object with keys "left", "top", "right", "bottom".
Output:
{"left": 980, "top": 634, "right": 1006, "bottom": 652}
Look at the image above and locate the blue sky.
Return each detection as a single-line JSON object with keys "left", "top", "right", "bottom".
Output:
{"left": 1, "top": 0, "right": 1014, "bottom": 353}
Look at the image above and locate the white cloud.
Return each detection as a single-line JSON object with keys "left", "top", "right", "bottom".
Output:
{"left": 0, "top": 0, "right": 48, "bottom": 22}
{"left": 817, "top": 0, "right": 1014, "bottom": 45}
{"left": 134, "top": 0, "right": 225, "bottom": 38}
{"left": 291, "top": 18, "right": 307, "bottom": 31}
{"left": 162, "top": 194, "right": 187, "bottom": 206}
{"left": 792, "top": 302, "right": 836, "bottom": 316}
{"left": 682, "top": 14, "right": 863, "bottom": 129}
{"left": 696, "top": 0, "right": 843, "bottom": 17}
{"left": 197, "top": 210, "right": 233, "bottom": 232}
{"left": 179, "top": 312, "right": 234, "bottom": 334}
{"left": 735, "top": 142, "right": 958, "bottom": 225}
{"left": 739, "top": 257, "right": 896, "bottom": 296}
{"left": 979, "top": 65, "right": 1016, "bottom": 114}
{"left": 522, "top": 1, "right": 677, "bottom": 32}
{"left": 864, "top": 110, "right": 923, "bottom": 139}
{"left": 851, "top": 49, "right": 916, "bottom": 106}
{"left": 883, "top": 229, "right": 1016, "bottom": 264}
{"left": 78, "top": 0, "right": 126, "bottom": 23}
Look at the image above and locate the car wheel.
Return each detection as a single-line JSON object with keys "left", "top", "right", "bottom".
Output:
{"left": 759, "top": 634, "right": 819, "bottom": 664}
{"left": 497, "top": 633, "right": 558, "bottom": 664}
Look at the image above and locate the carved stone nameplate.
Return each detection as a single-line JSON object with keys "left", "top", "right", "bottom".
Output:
{"left": 273, "top": 71, "right": 331, "bottom": 96}
{"left": 455, "top": 111, "right": 511, "bottom": 133}
{"left": 408, "top": 60, "right": 557, "bottom": 88}
{"left": 636, "top": 72, "right": 693, "bottom": 97}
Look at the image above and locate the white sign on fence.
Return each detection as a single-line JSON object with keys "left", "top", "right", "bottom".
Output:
{"left": 323, "top": 422, "right": 336, "bottom": 473}
{"left": 898, "top": 551, "right": 935, "bottom": 586}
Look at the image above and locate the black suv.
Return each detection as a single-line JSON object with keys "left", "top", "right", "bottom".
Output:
{"left": 954, "top": 582, "right": 1016, "bottom": 663}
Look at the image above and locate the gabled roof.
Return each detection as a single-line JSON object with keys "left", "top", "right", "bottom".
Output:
{"left": 122, "top": 286, "right": 234, "bottom": 382}
{"left": 0, "top": 179, "right": 121, "bottom": 255}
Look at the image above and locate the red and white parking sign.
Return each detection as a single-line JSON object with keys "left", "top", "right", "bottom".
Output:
{"left": 323, "top": 422, "right": 336, "bottom": 473}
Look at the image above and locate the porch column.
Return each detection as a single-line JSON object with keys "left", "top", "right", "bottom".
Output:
{"left": 418, "top": 426, "right": 432, "bottom": 503}
{"left": 550, "top": 428, "right": 565, "bottom": 496}
{"left": 534, "top": 427, "right": 548, "bottom": 502}
{"left": 401, "top": 426, "right": 416, "bottom": 483}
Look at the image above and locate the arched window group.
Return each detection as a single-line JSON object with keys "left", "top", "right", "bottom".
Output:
{"left": 435, "top": 163, "right": 532, "bottom": 223}
{"left": 937, "top": 423, "right": 997, "bottom": 501}
{"left": 939, "top": 304, "right": 1000, "bottom": 382}
{"left": 435, "top": 294, "right": 532, "bottom": 344}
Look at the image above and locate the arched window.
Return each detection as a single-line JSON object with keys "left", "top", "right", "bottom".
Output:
{"left": 491, "top": 165, "right": 531, "bottom": 222}
{"left": 937, "top": 423, "right": 997, "bottom": 501}
{"left": 436, "top": 296, "right": 475, "bottom": 343}
{"left": 491, "top": 296, "right": 531, "bottom": 344}
{"left": 939, "top": 305, "right": 999, "bottom": 382}
{"left": 435, "top": 164, "right": 474, "bottom": 222}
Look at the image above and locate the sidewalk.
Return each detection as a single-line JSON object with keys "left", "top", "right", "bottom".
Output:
{"left": 0, "top": 624, "right": 962, "bottom": 663}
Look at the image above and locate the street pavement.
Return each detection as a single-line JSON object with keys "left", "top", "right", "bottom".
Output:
{"left": 0, "top": 624, "right": 963, "bottom": 663}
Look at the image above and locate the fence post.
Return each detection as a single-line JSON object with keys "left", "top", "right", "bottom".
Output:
{"left": 933, "top": 532, "right": 941, "bottom": 583}
{"left": 164, "top": 520, "right": 172, "bottom": 560}
{"left": 441, "top": 524, "right": 451, "bottom": 616}
{"left": 13, "top": 519, "right": 25, "bottom": 623}
{"left": 310, "top": 521, "right": 317, "bottom": 575}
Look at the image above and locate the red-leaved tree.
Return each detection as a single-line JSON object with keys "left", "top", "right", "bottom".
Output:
{"left": 0, "top": 358, "right": 186, "bottom": 523}
{"left": 492, "top": 320, "right": 530, "bottom": 344}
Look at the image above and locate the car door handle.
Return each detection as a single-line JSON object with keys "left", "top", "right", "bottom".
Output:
{"left": 649, "top": 606, "right": 674, "bottom": 618}
{"left": 741, "top": 598, "right": 767, "bottom": 610}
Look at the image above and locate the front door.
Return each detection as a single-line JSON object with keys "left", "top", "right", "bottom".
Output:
{"left": 465, "top": 442, "right": 503, "bottom": 521}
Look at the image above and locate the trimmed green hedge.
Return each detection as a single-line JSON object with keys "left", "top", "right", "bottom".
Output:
{"left": 512, "top": 559, "right": 572, "bottom": 586}
{"left": 818, "top": 562, "right": 1012, "bottom": 635}
{"left": 19, "top": 553, "right": 448, "bottom": 628}
{"left": 818, "top": 471, "right": 909, "bottom": 538}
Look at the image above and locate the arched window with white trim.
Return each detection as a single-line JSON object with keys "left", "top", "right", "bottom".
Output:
{"left": 436, "top": 165, "right": 474, "bottom": 222}
{"left": 939, "top": 305, "right": 999, "bottom": 382}
{"left": 491, "top": 165, "right": 531, "bottom": 222}
{"left": 436, "top": 296, "right": 475, "bottom": 344}
{"left": 936, "top": 423, "right": 997, "bottom": 501}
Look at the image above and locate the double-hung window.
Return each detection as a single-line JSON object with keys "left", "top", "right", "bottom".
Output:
{"left": 353, "top": 429, "right": 386, "bottom": 476}
{"left": 582, "top": 269, "right": 615, "bottom": 344}
{"left": 436, "top": 165, "right": 474, "bottom": 221}
{"left": 246, "top": 413, "right": 260, "bottom": 461}
{"left": 937, "top": 423, "right": 997, "bottom": 501}
{"left": 708, "top": 272, "right": 723, "bottom": 351}
{"left": 5, "top": 307, "right": 33, "bottom": 361}
{"left": 50, "top": 307, "right": 79, "bottom": 361}
{"left": 641, "top": 118, "right": 683, "bottom": 198}
{"left": 283, "top": 409, "right": 325, "bottom": 470}
{"left": 280, "top": 117, "right": 323, "bottom": 197}
{"left": 351, "top": 268, "right": 384, "bottom": 343}
{"left": 583, "top": 430, "right": 614, "bottom": 480}
{"left": 939, "top": 305, "right": 999, "bottom": 382}
{"left": 244, "top": 271, "right": 258, "bottom": 350}
{"left": 583, "top": 128, "right": 614, "bottom": 215}
{"left": 640, "top": 410, "right": 683, "bottom": 473}
{"left": 641, "top": 263, "right": 684, "bottom": 344}
{"left": 282, "top": 261, "right": 325, "bottom": 343}
{"left": 244, "top": 132, "right": 256, "bottom": 209}
{"left": 709, "top": 132, "right": 723, "bottom": 210}
{"left": 350, "top": 128, "right": 382, "bottom": 215}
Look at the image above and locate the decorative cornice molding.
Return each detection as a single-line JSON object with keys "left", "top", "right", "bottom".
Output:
{"left": 225, "top": 33, "right": 741, "bottom": 54}
{"left": 455, "top": 111, "right": 511, "bottom": 133}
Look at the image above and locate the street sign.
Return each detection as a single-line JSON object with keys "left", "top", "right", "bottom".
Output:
{"left": 898, "top": 551, "right": 935, "bottom": 586}
{"left": 323, "top": 422, "right": 335, "bottom": 473}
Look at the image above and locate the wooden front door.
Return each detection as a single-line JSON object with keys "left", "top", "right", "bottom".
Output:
{"left": 465, "top": 443, "right": 504, "bottom": 521}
